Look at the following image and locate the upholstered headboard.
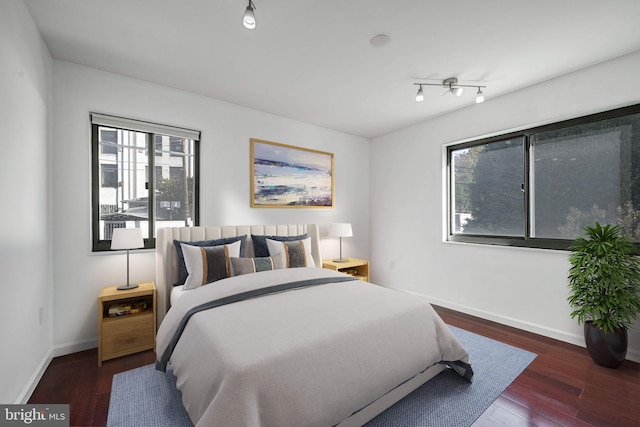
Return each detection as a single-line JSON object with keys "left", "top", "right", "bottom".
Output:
{"left": 155, "top": 224, "right": 321, "bottom": 326}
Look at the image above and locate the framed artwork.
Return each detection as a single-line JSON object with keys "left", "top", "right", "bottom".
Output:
{"left": 251, "top": 138, "right": 334, "bottom": 208}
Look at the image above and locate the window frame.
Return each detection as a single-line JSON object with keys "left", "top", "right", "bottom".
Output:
{"left": 447, "top": 103, "right": 640, "bottom": 250}
{"left": 91, "top": 113, "right": 200, "bottom": 252}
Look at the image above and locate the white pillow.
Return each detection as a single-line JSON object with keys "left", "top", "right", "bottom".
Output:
{"left": 266, "top": 237, "right": 316, "bottom": 268}
{"left": 181, "top": 240, "right": 241, "bottom": 289}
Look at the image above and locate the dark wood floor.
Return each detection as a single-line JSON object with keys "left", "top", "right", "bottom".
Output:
{"left": 28, "top": 305, "right": 640, "bottom": 427}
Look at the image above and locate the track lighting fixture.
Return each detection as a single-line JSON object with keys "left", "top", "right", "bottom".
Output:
{"left": 413, "top": 77, "right": 487, "bottom": 104}
{"left": 243, "top": 0, "right": 256, "bottom": 29}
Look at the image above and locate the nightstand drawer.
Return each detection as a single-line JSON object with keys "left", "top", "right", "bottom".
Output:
{"left": 101, "top": 312, "right": 154, "bottom": 361}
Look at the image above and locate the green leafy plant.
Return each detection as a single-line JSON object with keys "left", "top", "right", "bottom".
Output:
{"left": 568, "top": 222, "right": 640, "bottom": 333}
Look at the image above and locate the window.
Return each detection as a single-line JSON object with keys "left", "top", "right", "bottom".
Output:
{"left": 91, "top": 113, "right": 200, "bottom": 251}
{"left": 451, "top": 136, "right": 525, "bottom": 237}
{"left": 448, "top": 104, "right": 640, "bottom": 249}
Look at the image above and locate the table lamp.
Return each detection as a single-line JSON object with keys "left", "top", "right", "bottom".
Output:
{"left": 329, "top": 223, "right": 353, "bottom": 263}
{"left": 111, "top": 228, "right": 144, "bottom": 290}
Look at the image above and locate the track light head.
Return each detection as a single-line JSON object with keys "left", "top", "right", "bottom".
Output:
{"left": 415, "top": 85, "right": 424, "bottom": 102}
{"left": 451, "top": 86, "right": 464, "bottom": 97}
{"left": 476, "top": 87, "right": 485, "bottom": 103}
{"left": 243, "top": 0, "right": 256, "bottom": 29}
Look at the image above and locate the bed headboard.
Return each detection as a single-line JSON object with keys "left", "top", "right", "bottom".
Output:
{"left": 155, "top": 224, "right": 321, "bottom": 326}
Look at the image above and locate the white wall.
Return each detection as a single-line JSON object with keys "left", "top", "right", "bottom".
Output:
{"left": 0, "top": 0, "right": 53, "bottom": 403}
{"left": 9, "top": 0, "right": 636, "bottom": 405}
{"left": 51, "top": 60, "right": 370, "bottom": 354}
{"left": 370, "top": 50, "right": 640, "bottom": 362}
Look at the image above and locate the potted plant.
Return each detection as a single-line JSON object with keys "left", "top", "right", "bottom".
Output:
{"left": 567, "top": 222, "right": 640, "bottom": 368}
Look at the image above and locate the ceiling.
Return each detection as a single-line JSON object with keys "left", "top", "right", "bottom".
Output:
{"left": 24, "top": 0, "right": 640, "bottom": 138}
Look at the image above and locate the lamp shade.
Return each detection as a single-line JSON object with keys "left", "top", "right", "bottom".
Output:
{"left": 110, "top": 228, "right": 144, "bottom": 250}
{"left": 451, "top": 86, "right": 464, "bottom": 97}
{"left": 243, "top": 4, "right": 256, "bottom": 29}
{"left": 329, "top": 223, "right": 353, "bottom": 238}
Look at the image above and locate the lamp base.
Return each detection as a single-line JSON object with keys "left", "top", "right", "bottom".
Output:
{"left": 332, "top": 258, "right": 349, "bottom": 263}
{"left": 117, "top": 283, "right": 139, "bottom": 291}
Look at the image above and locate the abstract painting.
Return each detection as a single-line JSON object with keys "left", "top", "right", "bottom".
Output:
{"left": 251, "top": 139, "right": 334, "bottom": 208}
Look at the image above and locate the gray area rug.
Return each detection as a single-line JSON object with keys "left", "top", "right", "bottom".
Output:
{"left": 107, "top": 326, "right": 536, "bottom": 427}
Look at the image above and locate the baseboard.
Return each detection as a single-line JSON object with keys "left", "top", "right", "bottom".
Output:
{"left": 16, "top": 349, "right": 53, "bottom": 404}
{"left": 427, "top": 295, "right": 584, "bottom": 343}
{"left": 380, "top": 285, "right": 640, "bottom": 364}
{"left": 52, "top": 339, "right": 97, "bottom": 358}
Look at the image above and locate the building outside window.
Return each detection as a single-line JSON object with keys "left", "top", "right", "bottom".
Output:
{"left": 91, "top": 113, "right": 200, "bottom": 251}
{"left": 448, "top": 104, "right": 640, "bottom": 249}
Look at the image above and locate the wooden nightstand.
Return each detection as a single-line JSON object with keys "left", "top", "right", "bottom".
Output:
{"left": 98, "top": 281, "right": 156, "bottom": 366}
{"left": 322, "top": 258, "right": 370, "bottom": 282}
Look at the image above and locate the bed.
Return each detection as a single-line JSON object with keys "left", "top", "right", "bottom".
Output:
{"left": 155, "top": 224, "right": 471, "bottom": 427}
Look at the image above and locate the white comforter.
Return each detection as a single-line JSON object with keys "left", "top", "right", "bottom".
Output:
{"left": 156, "top": 268, "right": 470, "bottom": 427}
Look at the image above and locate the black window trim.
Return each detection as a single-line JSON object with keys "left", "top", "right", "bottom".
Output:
{"left": 91, "top": 113, "right": 201, "bottom": 252}
{"left": 447, "top": 102, "right": 640, "bottom": 251}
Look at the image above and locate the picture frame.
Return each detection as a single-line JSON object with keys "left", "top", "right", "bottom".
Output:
{"left": 251, "top": 138, "right": 334, "bottom": 208}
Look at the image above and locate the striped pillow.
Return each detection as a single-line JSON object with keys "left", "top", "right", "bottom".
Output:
{"left": 230, "top": 253, "right": 284, "bottom": 276}
{"left": 181, "top": 240, "right": 241, "bottom": 289}
{"left": 251, "top": 234, "right": 308, "bottom": 257}
{"left": 172, "top": 235, "right": 247, "bottom": 286}
{"left": 265, "top": 237, "right": 315, "bottom": 268}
